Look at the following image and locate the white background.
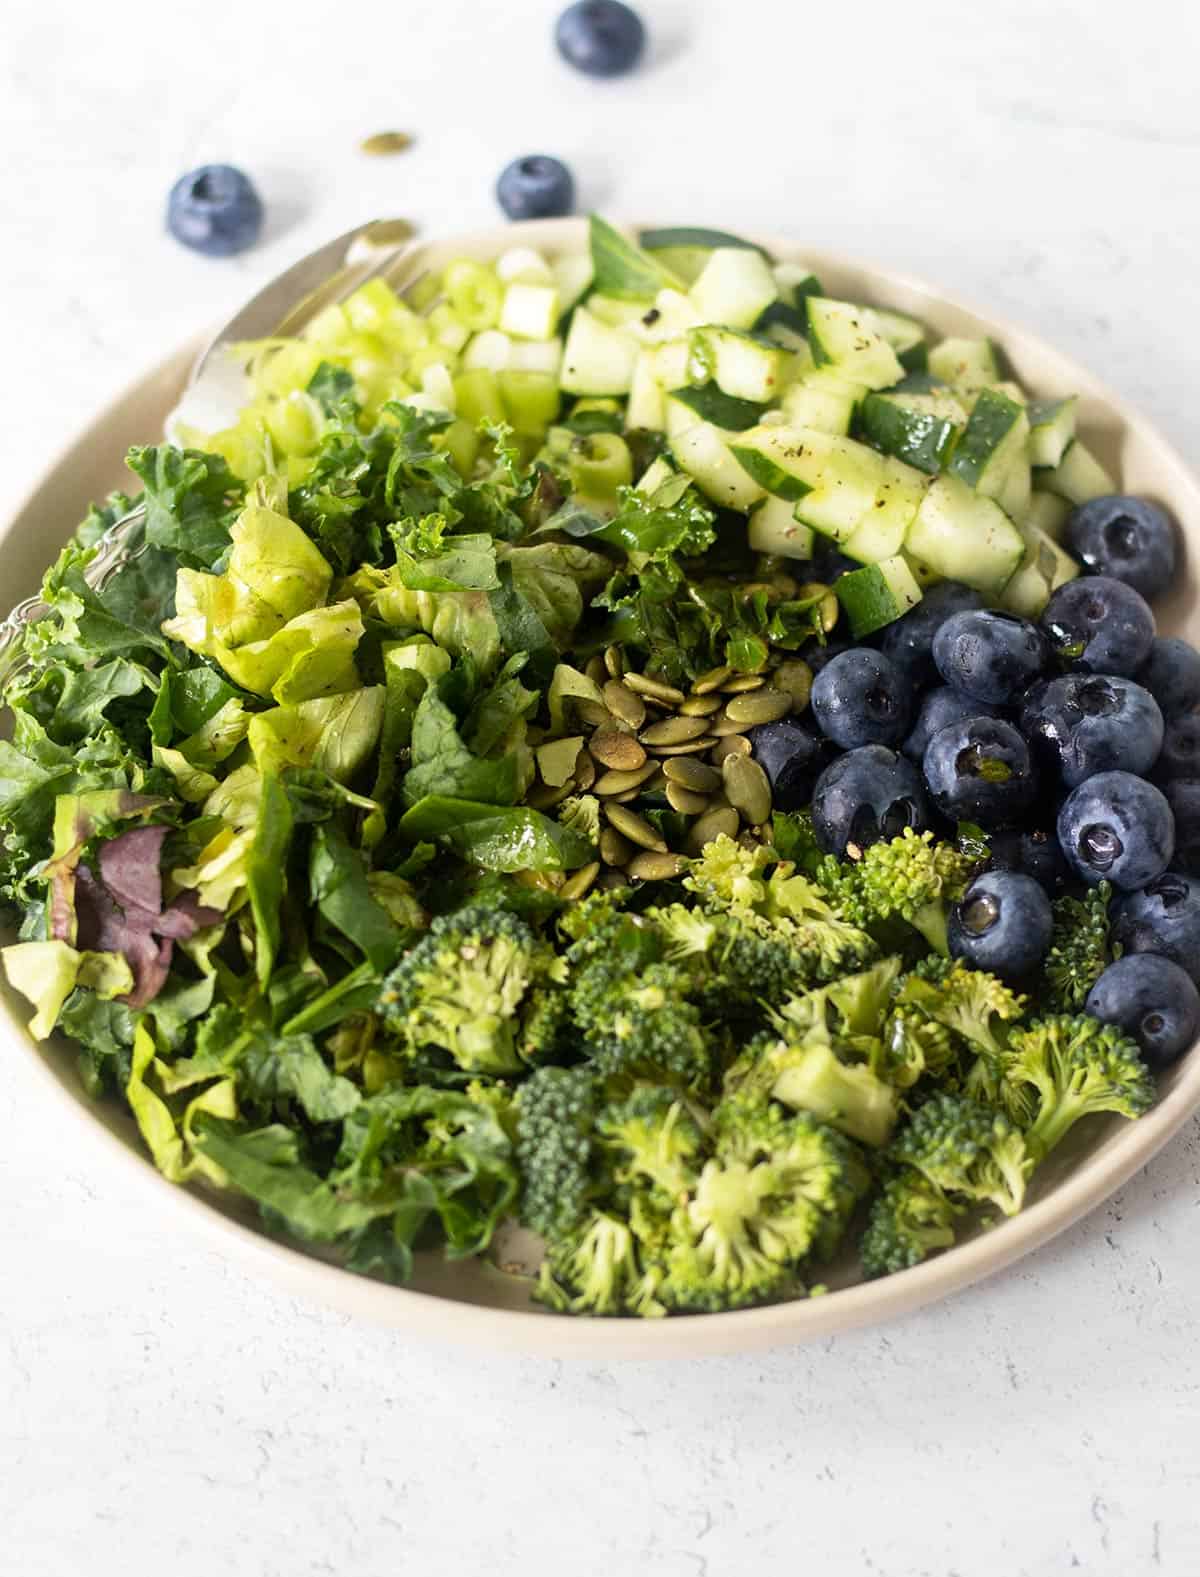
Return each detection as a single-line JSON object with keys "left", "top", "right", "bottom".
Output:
{"left": 4, "top": 1, "right": 1200, "bottom": 1572}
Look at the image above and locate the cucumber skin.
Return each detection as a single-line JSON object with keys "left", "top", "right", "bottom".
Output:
{"left": 671, "top": 383, "right": 766, "bottom": 431}
{"left": 857, "top": 395, "right": 960, "bottom": 476}
{"left": 727, "top": 443, "right": 813, "bottom": 502}
{"left": 946, "top": 389, "right": 1024, "bottom": 489}
{"left": 836, "top": 557, "right": 923, "bottom": 637}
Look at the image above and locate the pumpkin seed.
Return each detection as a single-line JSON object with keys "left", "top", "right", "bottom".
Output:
{"left": 666, "top": 782, "right": 710, "bottom": 815}
{"left": 686, "top": 806, "right": 739, "bottom": 853}
{"left": 626, "top": 850, "right": 688, "bottom": 882}
{"left": 585, "top": 655, "right": 609, "bottom": 687}
{"left": 721, "top": 673, "right": 767, "bottom": 694}
{"left": 599, "top": 868, "right": 629, "bottom": 891}
{"left": 710, "top": 734, "right": 753, "bottom": 765}
{"left": 603, "top": 680, "right": 647, "bottom": 729}
{"left": 590, "top": 728, "right": 647, "bottom": 771}
{"left": 623, "top": 672, "right": 686, "bottom": 705}
{"left": 536, "top": 735, "right": 585, "bottom": 787}
{"left": 662, "top": 757, "right": 723, "bottom": 792}
{"left": 652, "top": 736, "right": 717, "bottom": 756}
{"left": 710, "top": 710, "right": 752, "bottom": 737}
{"left": 600, "top": 826, "right": 634, "bottom": 866}
{"left": 604, "top": 645, "right": 624, "bottom": 679}
{"left": 515, "top": 868, "right": 563, "bottom": 891}
{"left": 722, "top": 753, "right": 773, "bottom": 826}
{"left": 559, "top": 862, "right": 601, "bottom": 901}
{"left": 609, "top": 787, "right": 643, "bottom": 803}
{"left": 574, "top": 752, "right": 597, "bottom": 791}
{"left": 604, "top": 803, "right": 668, "bottom": 851}
{"left": 798, "top": 581, "right": 840, "bottom": 632}
{"left": 593, "top": 761, "right": 659, "bottom": 795}
{"left": 526, "top": 781, "right": 573, "bottom": 810}
{"left": 678, "top": 694, "right": 722, "bottom": 717}
{"left": 774, "top": 659, "right": 813, "bottom": 712}
{"left": 640, "top": 714, "right": 710, "bottom": 746}
{"left": 692, "top": 665, "right": 734, "bottom": 694}
{"left": 725, "top": 687, "right": 791, "bottom": 727}
{"left": 576, "top": 699, "right": 617, "bottom": 730}
{"left": 360, "top": 130, "right": 414, "bottom": 155}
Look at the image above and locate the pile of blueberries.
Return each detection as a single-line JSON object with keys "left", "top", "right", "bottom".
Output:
{"left": 749, "top": 494, "right": 1200, "bottom": 1069}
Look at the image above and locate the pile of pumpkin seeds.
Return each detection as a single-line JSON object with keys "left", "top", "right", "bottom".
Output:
{"left": 528, "top": 635, "right": 820, "bottom": 898}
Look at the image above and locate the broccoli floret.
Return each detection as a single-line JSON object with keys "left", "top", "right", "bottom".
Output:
{"left": 1041, "top": 882, "right": 1113, "bottom": 1013}
{"left": 819, "top": 828, "right": 978, "bottom": 955}
{"left": 658, "top": 1158, "right": 800, "bottom": 1311}
{"left": 772, "top": 957, "right": 903, "bottom": 1042}
{"left": 727, "top": 1032, "right": 900, "bottom": 1149}
{"left": 895, "top": 956, "right": 1026, "bottom": 1065}
{"left": 380, "top": 903, "right": 567, "bottom": 1074}
{"left": 557, "top": 792, "right": 601, "bottom": 846}
{"left": 536, "top": 1209, "right": 645, "bottom": 1316}
{"left": 650, "top": 902, "right": 813, "bottom": 1018}
{"left": 685, "top": 833, "right": 773, "bottom": 912}
{"left": 892, "top": 1092, "right": 1032, "bottom": 1217}
{"left": 515, "top": 1064, "right": 598, "bottom": 1241}
{"left": 595, "top": 1083, "right": 706, "bottom": 1203}
{"left": 879, "top": 1008, "right": 959, "bottom": 1090}
{"left": 1000, "top": 1014, "right": 1155, "bottom": 1160}
{"left": 860, "top": 1171, "right": 960, "bottom": 1278}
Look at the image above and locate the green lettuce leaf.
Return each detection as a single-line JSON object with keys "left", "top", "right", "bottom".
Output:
{"left": 248, "top": 687, "right": 385, "bottom": 784}
{"left": 402, "top": 673, "right": 532, "bottom": 808}
{"left": 309, "top": 824, "right": 410, "bottom": 971}
{"left": 125, "top": 444, "right": 241, "bottom": 570}
{"left": 399, "top": 794, "right": 595, "bottom": 871}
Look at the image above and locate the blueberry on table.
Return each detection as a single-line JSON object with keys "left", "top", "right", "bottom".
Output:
{"left": 1112, "top": 872, "right": 1200, "bottom": 980}
{"left": 1065, "top": 494, "right": 1178, "bottom": 602}
{"left": 1162, "top": 780, "right": 1200, "bottom": 874}
{"left": 496, "top": 156, "right": 575, "bottom": 220}
{"left": 811, "top": 745, "right": 930, "bottom": 857}
{"left": 166, "top": 164, "right": 263, "bottom": 256}
{"left": 1153, "top": 713, "right": 1200, "bottom": 782}
{"left": 1019, "top": 673, "right": 1163, "bottom": 788}
{"left": 810, "top": 648, "right": 912, "bottom": 750}
{"left": 903, "top": 686, "right": 1001, "bottom": 763}
{"left": 932, "top": 609, "right": 1048, "bottom": 705}
{"left": 1057, "top": 770, "right": 1174, "bottom": 890}
{"left": 987, "top": 826, "right": 1069, "bottom": 892}
{"left": 746, "top": 718, "right": 831, "bottom": 813}
{"left": 922, "top": 715, "right": 1039, "bottom": 828}
{"left": 1137, "top": 636, "right": 1200, "bottom": 718}
{"left": 1085, "top": 954, "right": 1200, "bottom": 1069}
{"left": 555, "top": 1, "right": 646, "bottom": 76}
{"left": 949, "top": 870, "right": 1053, "bottom": 977}
{"left": 879, "top": 580, "right": 983, "bottom": 688}
{"left": 1039, "top": 576, "right": 1155, "bottom": 676}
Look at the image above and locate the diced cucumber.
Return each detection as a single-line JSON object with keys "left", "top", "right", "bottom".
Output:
{"left": 748, "top": 494, "right": 816, "bottom": 561}
{"left": 690, "top": 248, "right": 779, "bottom": 331}
{"left": 995, "top": 457, "right": 1032, "bottom": 523}
{"left": 499, "top": 370, "right": 560, "bottom": 434}
{"left": 453, "top": 368, "right": 506, "bottom": 426}
{"left": 728, "top": 426, "right": 886, "bottom": 541}
{"left": 773, "top": 261, "right": 823, "bottom": 298}
{"left": 999, "top": 523, "right": 1081, "bottom": 617}
{"left": 672, "top": 420, "right": 766, "bottom": 510}
{"left": 904, "top": 475, "right": 1025, "bottom": 593}
{"left": 496, "top": 247, "right": 555, "bottom": 285}
{"left": 670, "top": 383, "right": 766, "bottom": 431}
{"left": 836, "top": 557, "right": 923, "bottom": 637}
{"left": 626, "top": 351, "right": 666, "bottom": 431}
{"left": 629, "top": 288, "right": 705, "bottom": 344}
{"left": 842, "top": 458, "right": 928, "bottom": 563}
{"left": 567, "top": 397, "right": 624, "bottom": 434}
{"left": 805, "top": 298, "right": 905, "bottom": 389}
{"left": 947, "top": 389, "right": 1031, "bottom": 508}
{"left": 588, "top": 294, "right": 656, "bottom": 329}
{"left": 928, "top": 337, "right": 1002, "bottom": 391}
{"left": 993, "top": 379, "right": 1029, "bottom": 405}
{"left": 646, "top": 337, "right": 691, "bottom": 390}
{"left": 1026, "top": 397, "right": 1078, "bottom": 468}
{"left": 560, "top": 306, "right": 638, "bottom": 396}
{"left": 856, "top": 390, "right": 963, "bottom": 474}
{"left": 552, "top": 253, "right": 594, "bottom": 313}
{"left": 638, "top": 226, "right": 768, "bottom": 287}
{"left": 462, "top": 330, "right": 513, "bottom": 372}
{"left": 636, "top": 455, "right": 677, "bottom": 494}
{"left": 1024, "top": 488, "right": 1071, "bottom": 540}
{"left": 688, "top": 326, "right": 784, "bottom": 404}
{"left": 864, "top": 307, "right": 926, "bottom": 357}
{"left": 565, "top": 432, "right": 634, "bottom": 505}
{"left": 664, "top": 392, "right": 703, "bottom": 441}
{"left": 508, "top": 336, "right": 563, "bottom": 375}
{"left": 1040, "top": 439, "right": 1116, "bottom": 504}
{"left": 782, "top": 366, "right": 864, "bottom": 436}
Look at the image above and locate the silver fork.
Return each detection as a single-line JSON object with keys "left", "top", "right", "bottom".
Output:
{"left": 0, "top": 217, "right": 426, "bottom": 689}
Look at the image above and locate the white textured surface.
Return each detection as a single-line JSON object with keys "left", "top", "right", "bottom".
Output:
{"left": 4, "top": 1, "right": 1200, "bottom": 1571}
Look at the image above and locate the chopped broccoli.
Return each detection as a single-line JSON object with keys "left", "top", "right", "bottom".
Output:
{"left": 596, "top": 1083, "right": 706, "bottom": 1202}
{"left": 536, "top": 1210, "right": 646, "bottom": 1316}
{"left": 892, "top": 1092, "right": 1032, "bottom": 1217}
{"left": 651, "top": 901, "right": 814, "bottom": 1018}
{"left": 685, "top": 834, "right": 774, "bottom": 912}
{"left": 879, "top": 1007, "right": 959, "bottom": 1090}
{"left": 772, "top": 957, "right": 902, "bottom": 1042}
{"left": 819, "top": 828, "right": 978, "bottom": 955}
{"left": 557, "top": 792, "right": 601, "bottom": 846}
{"left": 515, "top": 1064, "right": 598, "bottom": 1241}
{"left": 1001, "top": 1014, "right": 1155, "bottom": 1160}
{"left": 727, "top": 1031, "right": 899, "bottom": 1149}
{"left": 659, "top": 1158, "right": 799, "bottom": 1311}
{"left": 380, "top": 902, "right": 567, "bottom": 1074}
{"left": 1041, "top": 882, "right": 1113, "bottom": 1013}
{"left": 860, "top": 1171, "right": 960, "bottom": 1278}
{"left": 895, "top": 956, "right": 1026, "bottom": 1065}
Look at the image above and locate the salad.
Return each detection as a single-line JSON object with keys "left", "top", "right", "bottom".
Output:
{"left": 2, "top": 217, "right": 1197, "bottom": 1318}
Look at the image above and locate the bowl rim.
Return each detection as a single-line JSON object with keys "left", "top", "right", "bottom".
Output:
{"left": 4, "top": 215, "right": 1200, "bottom": 1360}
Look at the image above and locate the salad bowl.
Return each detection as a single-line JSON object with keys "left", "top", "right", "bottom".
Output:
{"left": 3, "top": 217, "right": 1200, "bottom": 1358}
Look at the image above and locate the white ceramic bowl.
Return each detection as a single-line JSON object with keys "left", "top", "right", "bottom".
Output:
{"left": 4, "top": 218, "right": 1200, "bottom": 1358}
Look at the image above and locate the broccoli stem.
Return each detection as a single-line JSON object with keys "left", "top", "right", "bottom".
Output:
{"left": 770, "top": 1041, "right": 899, "bottom": 1149}
{"left": 910, "top": 901, "right": 950, "bottom": 957}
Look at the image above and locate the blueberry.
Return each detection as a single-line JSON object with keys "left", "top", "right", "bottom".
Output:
{"left": 949, "top": 870, "right": 1053, "bottom": 978}
{"left": 1020, "top": 673, "right": 1163, "bottom": 788}
{"left": 810, "top": 542, "right": 859, "bottom": 585}
{"left": 1112, "top": 872, "right": 1200, "bottom": 981}
{"left": 879, "top": 580, "right": 983, "bottom": 688}
{"left": 1086, "top": 954, "right": 1200, "bottom": 1069}
{"left": 166, "top": 164, "right": 263, "bottom": 257}
{"left": 1137, "top": 636, "right": 1200, "bottom": 718}
{"left": 1065, "top": 494, "right": 1178, "bottom": 602}
{"left": 1162, "top": 781, "right": 1200, "bottom": 875}
{"left": 746, "top": 719, "right": 831, "bottom": 813}
{"left": 922, "top": 716, "right": 1039, "bottom": 828}
{"left": 810, "top": 648, "right": 912, "bottom": 750}
{"left": 1057, "top": 770, "right": 1174, "bottom": 890}
{"left": 903, "top": 686, "right": 1001, "bottom": 763}
{"left": 987, "top": 826, "right": 1069, "bottom": 892}
{"left": 932, "top": 609, "right": 1048, "bottom": 704}
{"left": 1154, "top": 713, "right": 1200, "bottom": 782}
{"left": 1039, "top": 576, "right": 1155, "bottom": 676}
{"left": 555, "top": 0, "right": 646, "bottom": 76}
{"left": 811, "top": 745, "right": 930, "bottom": 858}
{"left": 496, "top": 155, "right": 575, "bottom": 220}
